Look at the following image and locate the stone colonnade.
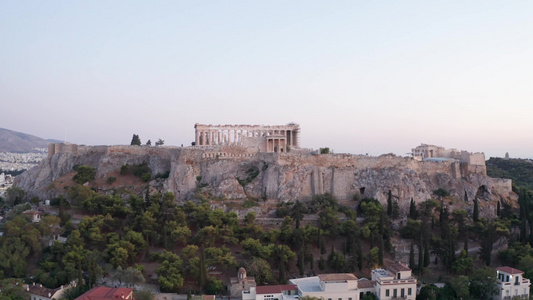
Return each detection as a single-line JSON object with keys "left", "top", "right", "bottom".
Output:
{"left": 194, "top": 124, "right": 300, "bottom": 150}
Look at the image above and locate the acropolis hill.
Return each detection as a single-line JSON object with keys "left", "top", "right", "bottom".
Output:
{"left": 15, "top": 124, "right": 515, "bottom": 217}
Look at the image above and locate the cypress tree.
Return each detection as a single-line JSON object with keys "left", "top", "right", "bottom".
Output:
{"left": 409, "top": 198, "right": 418, "bottom": 219}
{"left": 387, "top": 190, "right": 393, "bottom": 217}
{"left": 473, "top": 199, "right": 479, "bottom": 222}
{"left": 356, "top": 242, "right": 363, "bottom": 271}
{"left": 378, "top": 234, "right": 384, "bottom": 266}
{"left": 297, "top": 249, "right": 305, "bottom": 276}
{"left": 409, "top": 243, "right": 415, "bottom": 270}
{"left": 520, "top": 218, "right": 527, "bottom": 244}
{"left": 529, "top": 219, "right": 533, "bottom": 247}
{"left": 464, "top": 227, "right": 469, "bottom": 252}
{"left": 199, "top": 246, "right": 207, "bottom": 291}
{"left": 130, "top": 134, "right": 141, "bottom": 146}
{"left": 424, "top": 240, "right": 430, "bottom": 267}
{"left": 497, "top": 201, "right": 501, "bottom": 217}
{"left": 418, "top": 241, "right": 424, "bottom": 272}
{"left": 278, "top": 246, "right": 286, "bottom": 283}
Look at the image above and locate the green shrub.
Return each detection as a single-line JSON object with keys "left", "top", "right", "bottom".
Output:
{"left": 133, "top": 163, "right": 150, "bottom": 177}
{"left": 72, "top": 165, "right": 96, "bottom": 184}
{"left": 155, "top": 171, "right": 170, "bottom": 179}
{"left": 120, "top": 163, "right": 152, "bottom": 181}
{"left": 243, "top": 199, "right": 259, "bottom": 208}
{"left": 106, "top": 177, "right": 116, "bottom": 184}
{"left": 141, "top": 173, "right": 151, "bottom": 182}
{"left": 120, "top": 164, "right": 130, "bottom": 175}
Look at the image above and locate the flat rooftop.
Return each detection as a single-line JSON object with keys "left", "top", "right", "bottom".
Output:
{"left": 290, "top": 277, "right": 322, "bottom": 293}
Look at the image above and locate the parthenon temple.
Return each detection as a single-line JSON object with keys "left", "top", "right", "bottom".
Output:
{"left": 194, "top": 123, "right": 300, "bottom": 153}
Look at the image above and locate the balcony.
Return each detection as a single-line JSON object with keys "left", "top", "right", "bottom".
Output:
{"left": 503, "top": 295, "right": 528, "bottom": 300}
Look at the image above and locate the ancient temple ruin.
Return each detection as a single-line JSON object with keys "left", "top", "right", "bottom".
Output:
{"left": 411, "top": 143, "right": 485, "bottom": 165}
{"left": 194, "top": 123, "right": 300, "bottom": 153}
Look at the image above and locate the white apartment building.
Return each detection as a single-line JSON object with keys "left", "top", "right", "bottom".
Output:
{"left": 242, "top": 284, "right": 299, "bottom": 300}
{"left": 245, "top": 263, "right": 416, "bottom": 300}
{"left": 372, "top": 262, "right": 417, "bottom": 300}
{"left": 290, "top": 273, "right": 360, "bottom": 300}
{"left": 495, "top": 267, "right": 531, "bottom": 300}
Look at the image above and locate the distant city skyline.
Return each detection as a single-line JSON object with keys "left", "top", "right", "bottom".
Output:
{"left": 1, "top": 1, "right": 532, "bottom": 159}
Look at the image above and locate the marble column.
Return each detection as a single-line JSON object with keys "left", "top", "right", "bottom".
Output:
{"left": 195, "top": 130, "right": 199, "bottom": 145}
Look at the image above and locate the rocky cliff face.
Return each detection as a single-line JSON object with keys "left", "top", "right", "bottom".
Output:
{"left": 15, "top": 144, "right": 516, "bottom": 216}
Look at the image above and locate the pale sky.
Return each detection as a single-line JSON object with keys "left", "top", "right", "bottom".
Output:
{"left": 1, "top": 1, "right": 532, "bottom": 158}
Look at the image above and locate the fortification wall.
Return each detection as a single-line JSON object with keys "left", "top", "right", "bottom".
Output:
{"left": 48, "top": 143, "right": 79, "bottom": 158}
{"left": 18, "top": 144, "right": 515, "bottom": 214}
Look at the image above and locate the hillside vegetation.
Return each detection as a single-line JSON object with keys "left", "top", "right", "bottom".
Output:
{"left": 487, "top": 157, "right": 533, "bottom": 190}
{"left": 1, "top": 159, "right": 533, "bottom": 299}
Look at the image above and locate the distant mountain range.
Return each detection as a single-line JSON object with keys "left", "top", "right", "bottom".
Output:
{"left": 0, "top": 127, "right": 61, "bottom": 153}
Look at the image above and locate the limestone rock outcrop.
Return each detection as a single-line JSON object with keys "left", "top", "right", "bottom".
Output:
{"left": 15, "top": 144, "right": 516, "bottom": 217}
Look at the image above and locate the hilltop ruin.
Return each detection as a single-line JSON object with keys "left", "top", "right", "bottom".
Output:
{"left": 15, "top": 124, "right": 515, "bottom": 218}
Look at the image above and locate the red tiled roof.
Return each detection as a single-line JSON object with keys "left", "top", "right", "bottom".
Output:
{"left": 318, "top": 274, "right": 358, "bottom": 281}
{"left": 497, "top": 267, "right": 524, "bottom": 275}
{"left": 388, "top": 262, "right": 411, "bottom": 273}
{"left": 357, "top": 280, "right": 375, "bottom": 289}
{"left": 27, "top": 285, "right": 59, "bottom": 298}
{"left": 75, "top": 287, "right": 134, "bottom": 300}
{"left": 23, "top": 210, "right": 40, "bottom": 215}
{"left": 256, "top": 285, "right": 298, "bottom": 294}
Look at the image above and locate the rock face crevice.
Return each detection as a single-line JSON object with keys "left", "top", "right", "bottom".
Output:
{"left": 15, "top": 145, "right": 515, "bottom": 217}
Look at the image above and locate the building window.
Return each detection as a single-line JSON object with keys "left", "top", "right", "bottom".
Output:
{"left": 408, "top": 288, "right": 412, "bottom": 295}
{"left": 393, "top": 289, "right": 397, "bottom": 297}
{"left": 348, "top": 298, "right": 352, "bottom": 300}
{"left": 401, "top": 288, "right": 405, "bottom": 297}
{"left": 386, "top": 289, "right": 389, "bottom": 297}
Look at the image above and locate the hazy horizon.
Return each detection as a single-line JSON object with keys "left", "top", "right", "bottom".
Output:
{"left": 2, "top": 1, "right": 532, "bottom": 159}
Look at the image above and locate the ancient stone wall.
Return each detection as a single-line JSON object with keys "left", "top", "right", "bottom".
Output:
{"left": 17, "top": 144, "right": 516, "bottom": 216}
{"left": 48, "top": 143, "right": 78, "bottom": 158}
